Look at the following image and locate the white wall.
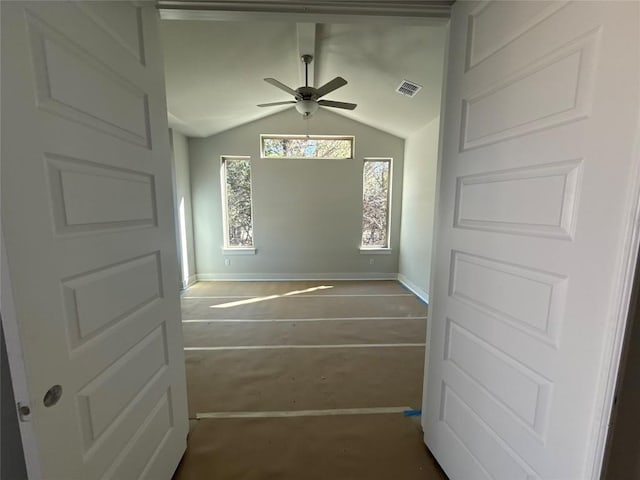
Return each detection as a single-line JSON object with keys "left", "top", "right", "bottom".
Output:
{"left": 188, "top": 108, "right": 405, "bottom": 279}
{"left": 398, "top": 117, "right": 440, "bottom": 302}
{"left": 171, "top": 130, "right": 197, "bottom": 288}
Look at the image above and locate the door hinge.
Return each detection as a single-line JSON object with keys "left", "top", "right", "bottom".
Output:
{"left": 17, "top": 402, "right": 32, "bottom": 422}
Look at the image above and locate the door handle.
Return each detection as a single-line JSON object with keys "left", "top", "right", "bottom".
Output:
{"left": 43, "top": 385, "right": 62, "bottom": 407}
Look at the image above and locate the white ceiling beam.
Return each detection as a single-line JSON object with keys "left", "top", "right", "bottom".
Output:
{"left": 297, "top": 23, "right": 315, "bottom": 88}
{"left": 158, "top": 1, "right": 452, "bottom": 24}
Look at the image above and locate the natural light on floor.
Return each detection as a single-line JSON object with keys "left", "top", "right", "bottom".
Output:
{"left": 209, "top": 285, "right": 334, "bottom": 309}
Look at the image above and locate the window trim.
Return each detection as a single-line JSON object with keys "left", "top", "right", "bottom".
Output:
{"left": 220, "top": 155, "right": 255, "bottom": 250}
{"left": 222, "top": 247, "right": 256, "bottom": 255}
{"left": 360, "top": 157, "right": 392, "bottom": 250}
{"left": 358, "top": 247, "right": 392, "bottom": 254}
{"left": 260, "top": 134, "right": 355, "bottom": 160}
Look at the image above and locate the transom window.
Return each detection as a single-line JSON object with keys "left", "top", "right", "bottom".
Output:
{"left": 261, "top": 135, "right": 354, "bottom": 159}
{"left": 361, "top": 158, "right": 391, "bottom": 249}
{"left": 221, "top": 156, "right": 254, "bottom": 248}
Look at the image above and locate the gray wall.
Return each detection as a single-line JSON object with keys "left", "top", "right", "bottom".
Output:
{"left": 398, "top": 117, "right": 440, "bottom": 301}
{"left": 171, "top": 130, "right": 197, "bottom": 288}
{"left": 189, "top": 108, "right": 404, "bottom": 279}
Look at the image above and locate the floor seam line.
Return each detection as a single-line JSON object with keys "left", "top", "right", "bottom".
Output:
{"left": 181, "top": 316, "right": 427, "bottom": 323}
{"left": 184, "top": 343, "right": 425, "bottom": 350}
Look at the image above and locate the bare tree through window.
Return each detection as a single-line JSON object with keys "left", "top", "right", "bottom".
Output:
{"left": 361, "top": 159, "right": 391, "bottom": 248}
{"left": 222, "top": 157, "right": 253, "bottom": 247}
{"left": 262, "top": 135, "right": 353, "bottom": 159}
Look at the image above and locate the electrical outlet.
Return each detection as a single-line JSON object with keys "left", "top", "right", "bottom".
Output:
{"left": 369, "top": 258, "right": 375, "bottom": 265}
{"left": 225, "top": 258, "right": 231, "bottom": 266}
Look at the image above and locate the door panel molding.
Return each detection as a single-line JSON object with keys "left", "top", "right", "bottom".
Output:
{"left": 453, "top": 159, "right": 582, "bottom": 240}
{"left": 449, "top": 250, "right": 567, "bottom": 346}
{"left": 465, "top": 0, "right": 570, "bottom": 71}
{"left": 461, "top": 27, "right": 600, "bottom": 151}
{"left": 26, "top": 9, "right": 152, "bottom": 148}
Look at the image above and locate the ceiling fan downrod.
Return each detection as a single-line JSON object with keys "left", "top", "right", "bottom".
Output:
{"left": 301, "top": 54, "right": 313, "bottom": 88}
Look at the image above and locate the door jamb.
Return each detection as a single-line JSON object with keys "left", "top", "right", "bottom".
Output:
{"left": 588, "top": 109, "right": 640, "bottom": 479}
{"left": 1, "top": 230, "right": 44, "bottom": 480}
{"left": 422, "top": 18, "right": 451, "bottom": 436}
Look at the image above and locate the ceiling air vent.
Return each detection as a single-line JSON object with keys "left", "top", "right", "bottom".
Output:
{"left": 396, "top": 79, "right": 422, "bottom": 97}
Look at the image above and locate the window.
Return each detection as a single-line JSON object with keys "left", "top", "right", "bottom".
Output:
{"left": 261, "top": 135, "right": 354, "bottom": 159}
{"left": 361, "top": 158, "right": 391, "bottom": 249}
{"left": 221, "top": 156, "right": 254, "bottom": 248}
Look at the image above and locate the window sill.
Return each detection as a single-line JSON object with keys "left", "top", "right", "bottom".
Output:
{"left": 222, "top": 248, "right": 256, "bottom": 256}
{"left": 359, "top": 248, "right": 392, "bottom": 255}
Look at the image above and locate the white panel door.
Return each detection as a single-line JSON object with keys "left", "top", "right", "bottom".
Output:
{"left": 424, "top": 2, "right": 639, "bottom": 480}
{"left": 1, "top": 2, "right": 189, "bottom": 479}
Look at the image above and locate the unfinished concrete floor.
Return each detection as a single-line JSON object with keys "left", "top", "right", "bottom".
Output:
{"left": 172, "top": 280, "right": 448, "bottom": 479}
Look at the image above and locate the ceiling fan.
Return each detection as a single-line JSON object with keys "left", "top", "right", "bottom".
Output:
{"left": 258, "top": 54, "right": 357, "bottom": 117}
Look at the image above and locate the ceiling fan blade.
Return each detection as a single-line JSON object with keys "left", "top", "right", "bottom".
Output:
{"left": 257, "top": 101, "right": 296, "bottom": 107}
{"left": 314, "top": 77, "right": 348, "bottom": 98}
{"left": 264, "top": 78, "right": 300, "bottom": 98}
{"left": 318, "top": 99, "right": 357, "bottom": 110}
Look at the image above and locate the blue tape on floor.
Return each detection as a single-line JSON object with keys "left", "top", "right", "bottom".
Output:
{"left": 403, "top": 409, "right": 421, "bottom": 417}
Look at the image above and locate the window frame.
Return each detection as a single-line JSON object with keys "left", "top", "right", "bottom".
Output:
{"left": 220, "top": 155, "right": 255, "bottom": 253}
{"left": 359, "top": 157, "right": 393, "bottom": 251}
{"left": 260, "top": 134, "right": 355, "bottom": 160}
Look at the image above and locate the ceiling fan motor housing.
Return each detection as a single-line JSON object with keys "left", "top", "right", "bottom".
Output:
{"left": 296, "top": 86, "right": 316, "bottom": 100}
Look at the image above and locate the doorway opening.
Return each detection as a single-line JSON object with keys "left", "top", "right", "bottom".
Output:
{"left": 163, "top": 13, "right": 448, "bottom": 477}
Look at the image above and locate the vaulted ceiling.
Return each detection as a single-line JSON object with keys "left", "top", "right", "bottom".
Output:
{"left": 160, "top": 19, "right": 448, "bottom": 139}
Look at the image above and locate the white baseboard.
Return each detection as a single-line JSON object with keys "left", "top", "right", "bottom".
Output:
{"left": 181, "top": 275, "right": 197, "bottom": 290}
{"left": 196, "top": 272, "right": 398, "bottom": 282}
{"left": 192, "top": 273, "right": 429, "bottom": 304}
{"left": 397, "top": 273, "right": 429, "bottom": 304}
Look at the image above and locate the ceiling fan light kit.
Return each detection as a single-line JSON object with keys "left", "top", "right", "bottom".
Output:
{"left": 258, "top": 54, "right": 357, "bottom": 117}
{"left": 295, "top": 99, "right": 319, "bottom": 116}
